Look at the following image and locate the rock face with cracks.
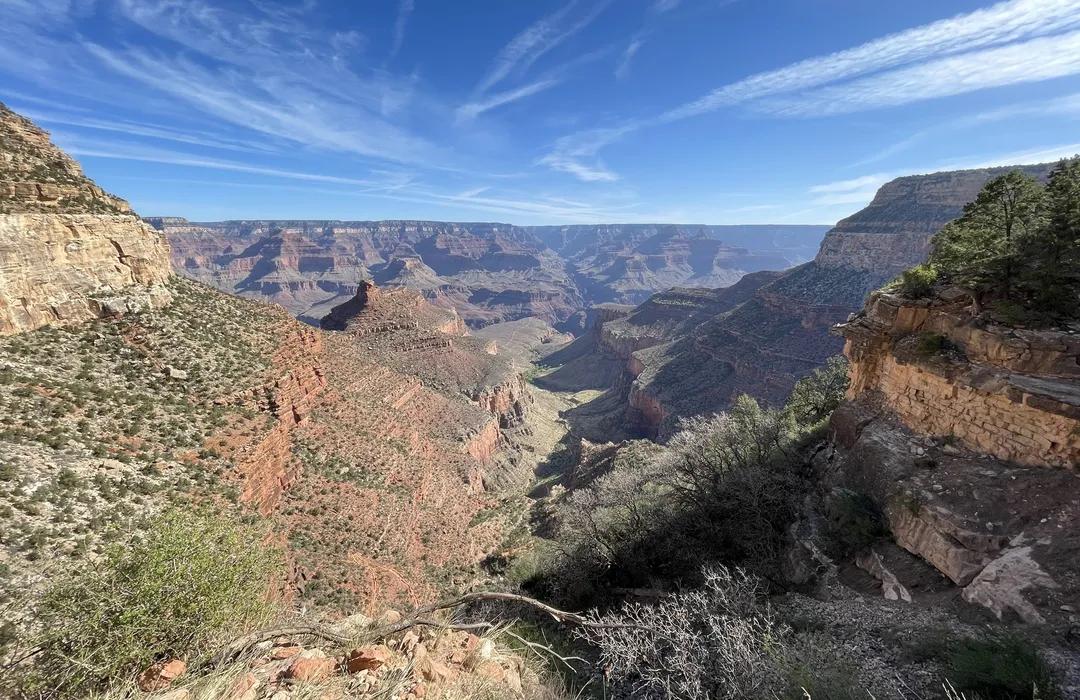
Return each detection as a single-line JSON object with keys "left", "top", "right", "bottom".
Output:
{"left": 0, "top": 102, "right": 172, "bottom": 335}
{"left": 828, "top": 290, "right": 1080, "bottom": 626}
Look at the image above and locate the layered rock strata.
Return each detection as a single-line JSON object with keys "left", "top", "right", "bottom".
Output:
{"left": 0, "top": 102, "right": 172, "bottom": 334}
{"left": 841, "top": 291, "right": 1080, "bottom": 468}
{"left": 828, "top": 291, "right": 1080, "bottom": 625}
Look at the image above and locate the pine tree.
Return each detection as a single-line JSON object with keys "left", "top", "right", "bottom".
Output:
{"left": 930, "top": 170, "right": 1045, "bottom": 305}
{"left": 1023, "top": 157, "right": 1080, "bottom": 318}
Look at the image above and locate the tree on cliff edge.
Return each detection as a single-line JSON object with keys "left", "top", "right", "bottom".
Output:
{"left": 930, "top": 170, "right": 1046, "bottom": 307}
{"left": 1024, "top": 158, "right": 1080, "bottom": 316}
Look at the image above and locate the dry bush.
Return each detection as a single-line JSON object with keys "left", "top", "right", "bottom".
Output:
{"left": 576, "top": 565, "right": 785, "bottom": 700}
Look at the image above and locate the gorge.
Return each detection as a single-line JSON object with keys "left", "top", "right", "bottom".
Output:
{"left": 2, "top": 100, "right": 1078, "bottom": 700}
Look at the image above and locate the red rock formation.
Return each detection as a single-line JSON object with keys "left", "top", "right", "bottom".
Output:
{"left": 233, "top": 326, "right": 327, "bottom": 514}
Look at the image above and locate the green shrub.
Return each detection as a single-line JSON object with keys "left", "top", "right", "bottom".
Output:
{"left": 915, "top": 332, "right": 947, "bottom": 356}
{"left": 895, "top": 264, "right": 939, "bottom": 298}
{"left": 948, "top": 634, "right": 1059, "bottom": 700}
{"left": 784, "top": 356, "right": 849, "bottom": 426}
{"left": 16, "top": 509, "right": 279, "bottom": 698}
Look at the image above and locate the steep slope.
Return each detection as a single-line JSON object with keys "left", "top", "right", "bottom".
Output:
{"left": 613, "top": 163, "right": 1056, "bottom": 437}
{"left": 0, "top": 102, "right": 172, "bottom": 334}
{"left": 158, "top": 218, "right": 829, "bottom": 326}
{"left": 0, "top": 107, "right": 546, "bottom": 640}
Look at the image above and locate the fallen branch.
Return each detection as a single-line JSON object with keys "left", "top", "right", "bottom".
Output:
{"left": 209, "top": 590, "right": 660, "bottom": 668}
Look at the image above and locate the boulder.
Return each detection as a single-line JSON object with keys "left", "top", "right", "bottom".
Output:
{"left": 343, "top": 644, "right": 391, "bottom": 674}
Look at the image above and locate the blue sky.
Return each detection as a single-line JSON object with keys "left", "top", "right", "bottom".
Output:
{"left": 2, "top": 0, "right": 1080, "bottom": 224}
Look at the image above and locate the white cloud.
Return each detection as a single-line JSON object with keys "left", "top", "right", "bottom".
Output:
{"left": 14, "top": 107, "right": 278, "bottom": 154}
{"left": 390, "top": 0, "right": 415, "bottom": 58}
{"left": 456, "top": 79, "right": 560, "bottom": 122}
{"left": 651, "top": 0, "right": 681, "bottom": 13}
{"left": 660, "top": 0, "right": 1080, "bottom": 121}
{"left": 938, "top": 142, "right": 1080, "bottom": 170}
{"left": 537, "top": 125, "right": 634, "bottom": 182}
{"left": 808, "top": 174, "right": 893, "bottom": 206}
{"left": 57, "top": 135, "right": 411, "bottom": 189}
{"left": 542, "top": 0, "right": 1080, "bottom": 179}
{"left": 762, "top": 30, "right": 1080, "bottom": 117}
{"left": 474, "top": 1, "right": 610, "bottom": 94}
{"left": 615, "top": 37, "right": 644, "bottom": 80}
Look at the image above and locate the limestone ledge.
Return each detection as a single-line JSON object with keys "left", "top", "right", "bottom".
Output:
{"left": 0, "top": 213, "right": 173, "bottom": 334}
{"left": 841, "top": 291, "right": 1080, "bottom": 468}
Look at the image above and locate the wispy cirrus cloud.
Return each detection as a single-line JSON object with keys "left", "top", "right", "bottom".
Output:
{"left": 809, "top": 174, "right": 893, "bottom": 205}
{"left": 660, "top": 0, "right": 1080, "bottom": 121}
{"left": 459, "top": 1, "right": 611, "bottom": 120}
{"left": 390, "top": 0, "right": 415, "bottom": 59}
{"left": 474, "top": 1, "right": 610, "bottom": 94}
{"left": 543, "top": 0, "right": 1080, "bottom": 180}
{"left": 761, "top": 30, "right": 1080, "bottom": 117}
{"left": 456, "top": 80, "right": 561, "bottom": 122}
{"left": 0, "top": 0, "right": 444, "bottom": 168}
{"left": 615, "top": 36, "right": 645, "bottom": 80}
{"left": 537, "top": 125, "right": 633, "bottom": 182}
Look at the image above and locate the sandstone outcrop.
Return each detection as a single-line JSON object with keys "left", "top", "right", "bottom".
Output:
{"left": 828, "top": 290, "right": 1080, "bottom": 626}
{"left": 841, "top": 291, "right": 1079, "bottom": 468}
{"left": 0, "top": 103, "right": 172, "bottom": 334}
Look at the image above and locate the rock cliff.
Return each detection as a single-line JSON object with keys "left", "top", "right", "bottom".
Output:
{"left": 577, "top": 163, "right": 1058, "bottom": 438}
{"left": 825, "top": 290, "right": 1080, "bottom": 626}
{"left": 0, "top": 102, "right": 172, "bottom": 334}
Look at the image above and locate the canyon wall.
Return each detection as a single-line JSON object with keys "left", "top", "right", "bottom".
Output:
{"left": 826, "top": 289, "right": 1080, "bottom": 626}
{"left": 603, "top": 163, "right": 1056, "bottom": 437}
{"left": 156, "top": 218, "right": 828, "bottom": 327}
{"left": 0, "top": 102, "right": 172, "bottom": 335}
{"left": 841, "top": 291, "right": 1080, "bottom": 468}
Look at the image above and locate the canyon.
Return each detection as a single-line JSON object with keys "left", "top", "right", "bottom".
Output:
{"left": 3, "top": 100, "right": 1078, "bottom": 698}
{"left": 547, "top": 162, "right": 1059, "bottom": 439}
{"left": 158, "top": 217, "right": 827, "bottom": 328}
{"left": 0, "top": 103, "right": 565, "bottom": 624}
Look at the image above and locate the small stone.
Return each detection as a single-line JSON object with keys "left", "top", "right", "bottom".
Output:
{"left": 164, "top": 365, "right": 188, "bottom": 380}
{"left": 271, "top": 645, "right": 303, "bottom": 660}
{"left": 221, "top": 672, "right": 261, "bottom": 700}
{"left": 344, "top": 645, "right": 392, "bottom": 674}
{"left": 137, "top": 658, "right": 187, "bottom": 692}
{"left": 286, "top": 649, "right": 336, "bottom": 682}
{"left": 1061, "top": 604, "right": 1076, "bottom": 613}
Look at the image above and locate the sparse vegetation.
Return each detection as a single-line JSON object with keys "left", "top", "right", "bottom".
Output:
{"left": 12, "top": 509, "right": 278, "bottom": 699}
{"left": 947, "top": 634, "right": 1060, "bottom": 700}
